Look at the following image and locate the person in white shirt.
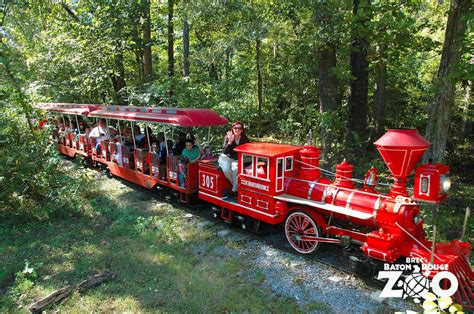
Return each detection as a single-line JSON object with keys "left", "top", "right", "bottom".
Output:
{"left": 89, "top": 119, "right": 115, "bottom": 154}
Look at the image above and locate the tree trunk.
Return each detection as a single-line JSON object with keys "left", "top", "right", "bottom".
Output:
{"left": 318, "top": 43, "right": 339, "bottom": 159}
{"left": 132, "top": 22, "right": 144, "bottom": 83}
{"left": 224, "top": 47, "right": 233, "bottom": 79}
{"left": 183, "top": 17, "right": 190, "bottom": 78}
{"left": 167, "top": 0, "right": 174, "bottom": 100}
{"left": 209, "top": 62, "right": 219, "bottom": 80}
{"left": 143, "top": 0, "right": 153, "bottom": 82}
{"left": 111, "top": 49, "right": 126, "bottom": 105}
{"left": 373, "top": 43, "right": 387, "bottom": 138}
{"left": 461, "top": 82, "right": 472, "bottom": 139}
{"left": 424, "top": 0, "right": 470, "bottom": 163}
{"left": 135, "top": 47, "right": 144, "bottom": 84}
{"left": 345, "top": 0, "right": 370, "bottom": 153}
{"left": 167, "top": 0, "right": 174, "bottom": 79}
{"left": 256, "top": 37, "right": 263, "bottom": 136}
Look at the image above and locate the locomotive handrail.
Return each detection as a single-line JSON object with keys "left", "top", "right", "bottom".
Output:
{"left": 294, "top": 159, "right": 364, "bottom": 184}
{"left": 274, "top": 193, "right": 374, "bottom": 220}
{"left": 294, "top": 159, "right": 411, "bottom": 191}
{"left": 286, "top": 176, "right": 392, "bottom": 199}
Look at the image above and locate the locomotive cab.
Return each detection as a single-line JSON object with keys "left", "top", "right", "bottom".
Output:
{"left": 236, "top": 143, "right": 300, "bottom": 193}
{"left": 198, "top": 143, "right": 301, "bottom": 225}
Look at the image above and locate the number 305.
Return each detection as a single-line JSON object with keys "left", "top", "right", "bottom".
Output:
{"left": 201, "top": 174, "right": 215, "bottom": 189}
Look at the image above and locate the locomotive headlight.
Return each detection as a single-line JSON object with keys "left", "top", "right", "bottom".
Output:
{"left": 413, "top": 215, "right": 422, "bottom": 225}
{"left": 440, "top": 174, "right": 451, "bottom": 193}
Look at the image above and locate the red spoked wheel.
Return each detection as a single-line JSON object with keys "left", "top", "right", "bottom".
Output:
{"left": 285, "top": 211, "right": 321, "bottom": 254}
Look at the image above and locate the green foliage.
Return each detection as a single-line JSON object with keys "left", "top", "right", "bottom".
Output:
{"left": 10, "top": 260, "right": 39, "bottom": 298}
{"left": 3, "top": 0, "right": 465, "bottom": 142}
{"left": 0, "top": 105, "right": 95, "bottom": 220}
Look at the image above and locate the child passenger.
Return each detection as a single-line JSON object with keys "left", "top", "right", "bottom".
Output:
{"left": 201, "top": 146, "right": 214, "bottom": 160}
{"left": 181, "top": 139, "right": 200, "bottom": 163}
{"left": 178, "top": 157, "right": 189, "bottom": 188}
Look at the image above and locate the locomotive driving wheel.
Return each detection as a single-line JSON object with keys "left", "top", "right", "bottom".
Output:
{"left": 285, "top": 211, "right": 321, "bottom": 254}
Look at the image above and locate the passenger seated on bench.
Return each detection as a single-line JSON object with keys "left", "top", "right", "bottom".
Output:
{"left": 134, "top": 125, "right": 146, "bottom": 147}
{"left": 181, "top": 139, "right": 200, "bottom": 163}
{"left": 56, "top": 117, "right": 64, "bottom": 131}
{"left": 146, "top": 141, "right": 160, "bottom": 165}
{"left": 120, "top": 126, "right": 135, "bottom": 150}
{"left": 89, "top": 118, "right": 114, "bottom": 154}
{"left": 156, "top": 133, "right": 169, "bottom": 161}
{"left": 173, "top": 132, "right": 186, "bottom": 155}
{"left": 65, "top": 120, "right": 71, "bottom": 131}
{"left": 178, "top": 157, "right": 189, "bottom": 188}
{"left": 76, "top": 120, "right": 90, "bottom": 141}
{"left": 51, "top": 117, "right": 61, "bottom": 138}
{"left": 60, "top": 120, "right": 70, "bottom": 134}
{"left": 201, "top": 146, "right": 214, "bottom": 160}
{"left": 146, "top": 126, "right": 154, "bottom": 143}
{"left": 157, "top": 133, "right": 169, "bottom": 180}
{"left": 167, "top": 139, "right": 174, "bottom": 155}
{"left": 59, "top": 120, "right": 72, "bottom": 144}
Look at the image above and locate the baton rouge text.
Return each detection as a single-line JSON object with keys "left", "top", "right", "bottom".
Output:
{"left": 383, "top": 258, "right": 449, "bottom": 271}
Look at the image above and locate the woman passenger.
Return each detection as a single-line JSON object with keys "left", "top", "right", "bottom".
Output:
{"left": 218, "top": 121, "right": 250, "bottom": 194}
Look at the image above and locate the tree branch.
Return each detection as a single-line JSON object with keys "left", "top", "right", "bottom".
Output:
{"left": 0, "top": 3, "right": 7, "bottom": 28}
{"left": 60, "top": 2, "right": 80, "bottom": 23}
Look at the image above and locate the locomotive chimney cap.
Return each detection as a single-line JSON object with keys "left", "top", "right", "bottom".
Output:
{"left": 374, "top": 129, "right": 430, "bottom": 196}
{"left": 300, "top": 145, "right": 321, "bottom": 154}
{"left": 336, "top": 159, "right": 353, "bottom": 171}
{"left": 374, "top": 129, "right": 429, "bottom": 148}
{"left": 374, "top": 129, "right": 429, "bottom": 178}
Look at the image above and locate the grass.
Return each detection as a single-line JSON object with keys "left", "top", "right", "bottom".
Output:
{"left": 0, "top": 166, "right": 327, "bottom": 312}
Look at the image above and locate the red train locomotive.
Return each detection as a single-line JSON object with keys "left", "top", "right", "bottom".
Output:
{"left": 39, "top": 103, "right": 473, "bottom": 309}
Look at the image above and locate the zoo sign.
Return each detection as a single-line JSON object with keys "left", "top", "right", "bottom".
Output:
{"left": 377, "top": 257, "right": 460, "bottom": 306}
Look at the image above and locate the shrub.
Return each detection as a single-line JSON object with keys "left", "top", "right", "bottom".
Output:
{"left": 0, "top": 105, "right": 95, "bottom": 221}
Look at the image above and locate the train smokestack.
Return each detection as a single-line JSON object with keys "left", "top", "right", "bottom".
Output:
{"left": 374, "top": 129, "right": 429, "bottom": 197}
{"left": 334, "top": 160, "right": 355, "bottom": 189}
{"left": 298, "top": 146, "right": 321, "bottom": 181}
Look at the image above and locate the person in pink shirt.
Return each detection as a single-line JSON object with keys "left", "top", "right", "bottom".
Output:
{"left": 201, "top": 146, "right": 214, "bottom": 160}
